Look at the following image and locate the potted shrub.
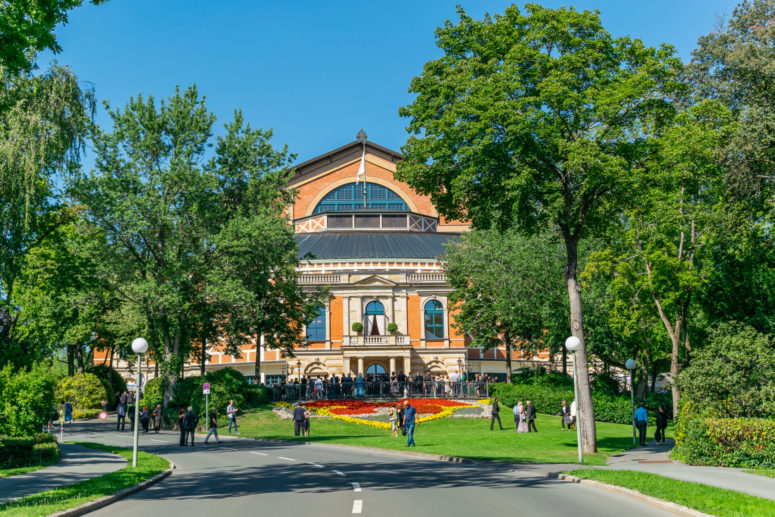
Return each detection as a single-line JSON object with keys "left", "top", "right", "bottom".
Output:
{"left": 387, "top": 322, "right": 398, "bottom": 333}
{"left": 351, "top": 322, "right": 364, "bottom": 334}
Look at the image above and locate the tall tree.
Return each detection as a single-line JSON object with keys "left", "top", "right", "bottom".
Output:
{"left": 396, "top": 4, "right": 680, "bottom": 451}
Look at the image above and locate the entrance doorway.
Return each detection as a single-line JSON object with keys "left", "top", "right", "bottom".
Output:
{"left": 365, "top": 301, "right": 385, "bottom": 335}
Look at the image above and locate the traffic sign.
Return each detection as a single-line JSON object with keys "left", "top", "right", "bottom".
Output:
{"left": 98, "top": 411, "right": 108, "bottom": 421}
{"left": 203, "top": 382, "right": 210, "bottom": 395}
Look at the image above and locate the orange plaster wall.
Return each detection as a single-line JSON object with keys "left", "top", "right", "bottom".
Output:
{"left": 330, "top": 296, "right": 343, "bottom": 349}
{"left": 407, "top": 294, "right": 421, "bottom": 346}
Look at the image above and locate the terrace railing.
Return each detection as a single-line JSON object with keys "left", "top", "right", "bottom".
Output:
{"left": 270, "top": 380, "right": 491, "bottom": 402}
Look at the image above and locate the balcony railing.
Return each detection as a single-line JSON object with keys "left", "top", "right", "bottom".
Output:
{"left": 406, "top": 273, "right": 447, "bottom": 283}
{"left": 346, "top": 334, "right": 411, "bottom": 346}
{"left": 298, "top": 274, "right": 341, "bottom": 285}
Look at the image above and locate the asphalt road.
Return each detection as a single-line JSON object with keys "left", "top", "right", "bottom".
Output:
{"left": 65, "top": 421, "right": 671, "bottom": 517}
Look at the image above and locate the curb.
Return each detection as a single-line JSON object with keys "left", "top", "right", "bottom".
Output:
{"left": 546, "top": 472, "right": 712, "bottom": 517}
{"left": 49, "top": 461, "right": 175, "bottom": 517}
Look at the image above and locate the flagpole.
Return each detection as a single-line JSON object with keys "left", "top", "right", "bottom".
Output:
{"left": 362, "top": 140, "right": 367, "bottom": 209}
{"left": 356, "top": 129, "right": 368, "bottom": 209}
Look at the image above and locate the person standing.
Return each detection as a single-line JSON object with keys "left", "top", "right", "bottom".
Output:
{"left": 402, "top": 400, "right": 417, "bottom": 447}
{"left": 183, "top": 406, "right": 197, "bottom": 446}
{"left": 63, "top": 400, "right": 73, "bottom": 424}
{"left": 490, "top": 397, "right": 504, "bottom": 430}
{"left": 303, "top": 407, "right": 311, "bottom": 437}
{"left": 560, "top": 400, "right": 572, "bottom": 431}
{"left": 635, "top": 403, "right": 649, "bottom": 446}
{"left": 116, "top": 400, "right": 127, "bottom": 431}
{"left": 517, "top": 401, "right": 529, "bottom": 433}
{"left": 526, "top": 400, "right": 537, "bottom": 432}
{"left": 655, "top": 405, "right": 668, "bottom": 444}
{"left": 226, "top": 399, "right": 239, "bottom": 435}
{"left": 140, "top": 406, "right": 150, "bottom": 433}
{"left": 178, "top": 407, "right": 186, "bottom": 447}
{"left": 389, "top": 404, "right": 399, "bottom": 437}
{"left": 292, "top": 402, "right": 306, "bottom": 437}
{"left": 153, "top": 404, "right": 163, "bottom": 433}
{"left": 355, "top": 373, "right": 365, "bottom": 398}
{"left": 204, "top": 409, "right": 220, "bottom": 444}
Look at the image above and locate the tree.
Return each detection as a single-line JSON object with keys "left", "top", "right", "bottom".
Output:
{"left": 0, "top": 0, "right": 105, "bottom": 76}
{"left": 444, "top": 229, "right": 567, "bottom": 383}
{"left": 396, "top": 4, "right": 681, "bottom": 451}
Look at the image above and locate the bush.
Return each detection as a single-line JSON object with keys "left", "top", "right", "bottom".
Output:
{"left": 0, "top": 433, "right": 59, "bottom": 469}
{"left": 142, "top": 377, "right": 167, "bottom": 409}
{"left": 72, "top": 408, "right": 101, "bottom": 420}
{"left": 245, "top": 384, "right": 269, "bottom": 406}
{"left": 0, "top": 364, "right": 56, "bottom": 437}
{"left": 351, "top": 322, "right": 363, "bottom": 333}
{"left": 55, "top": 373, "right": 107, "bottom": 410}
{"left": 88, "top": 365, "right": 127, "bottom": 406}
{"left": 673, "top": 413, "right": 775, "bottom": 468}
{"left": 169, "top": 368, "right": 254, "bottom": 424}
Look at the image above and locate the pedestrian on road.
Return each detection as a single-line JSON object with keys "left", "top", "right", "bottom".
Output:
{"left": 526, "top": 400, "right": 537, "bottom": 432}
{"left": 140, "top": 405, "right": 150, "bottom": 433}
{"left": 303, "top": 407, "right": 311, "bottom": 437}
{"left": 490, "top": 397, "right": 504, "bottom": 430}
{"left": 635, "top": 403, "right": 649, "bottom": 446}
{"left": 560, "top": 400, "right": 572, "bottom": 431}
{"left": 227, "top": 399, "right": 239, "bottom": 435}
{"left": 204, "top": 409, "right": 220, "bottom": 444}
{"left": 178, "top": 407, "right": 186, "bottom": 447}
{"left": 402, "top": 400, "right": 417, "bottom": 447}
{"left": 655, "top": 405, "right": 668, "bottom": 444}
{"left": 116, "top": 401, "right": 127, "bottom": 431}
{"left": 153, "top": 404, "right": 162, "bottom": 433}
{"left": 63, "top": 400, "right": 73, "bottom": 424}
{"left": 292, "top": 402, "right": 306, "bottom": 437}
{"left": 184, "top": 406, "right": 198, "bottom": 446}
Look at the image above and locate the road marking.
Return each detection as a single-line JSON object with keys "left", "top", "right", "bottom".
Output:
{"left": 249, "top": 451, "right": 267, "bottom": 456}
{"left": 219, "top": 448, "right": 238, "bottom": 451}
{"left": 114, "top": 434, "right": 131, "bottom": 439}
{"left": 307, "top": 462, "right": 324, "bottom": 468}
{"left": 352, "top": 500, "right": 362, "bottom": 514}
{"left": 333, "top": 469, "right": 346, "bottom": 477}
{"left": 277, "top": 456, "right": 296, "bottom": 461}
{"left": 351, "top": 482, "right": 362, "bottom": 492}
{"left": 150, "top": 439, "right": 168, "bottom": 443}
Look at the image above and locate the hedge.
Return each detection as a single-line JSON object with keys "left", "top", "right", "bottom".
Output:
{"left": 0, "top": 434, "right": 59, "bottom": 469}
{"left": 0, "top": 365, "right": 56, "bottom": 437}
{"left": 491, "top": 382, "right": 671, "bottom": 425}
{"left": 55, "top": 373, "right": 107, "bottom": 410}
{"left": 673, "top": 416, "right": 775, "bottom": 469}
{"left": 88, "top": 365, "right": 127, "bottom": 408}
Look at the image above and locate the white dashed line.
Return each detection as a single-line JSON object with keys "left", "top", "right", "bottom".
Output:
{"left": 277, "top": 456, "right": 296, "bottom": 461}
{"left": 150, "top": 439, "right": 168, "bottom": 443}
{"left": 249, "top": 451, "right": 267, "bottom": 456}
{"left": 333, "top": 469, "right": 346, "bottom": 477}
{"left": 352, "top": 500, "right": 363, "bottom": 514}
{"left": 351, "top": 482, "right": 362, "bottom": 492}
{"left": 307, "top": 462, "right": 324, "bottom": 468}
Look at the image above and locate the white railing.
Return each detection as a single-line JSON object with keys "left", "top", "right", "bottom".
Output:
{"left": 299, "top": 274, "right": 341, "bottom": 284}
{"left": 406, "top": 273, "right": 447, "bottom": 283}
{"left": 346, "top": 335, "right": 411, "bottom": 346}
{"left": 395, "top": 335, "right": 410, "bottom": 345}
{"left": 364, "top": 335, "right": 391, "bottom": 345}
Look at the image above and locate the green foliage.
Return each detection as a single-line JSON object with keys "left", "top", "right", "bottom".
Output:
{"left": 88, "top": 364, "right": 126, "bottom": 400}
{"left": 351, "top": 322, "right": 363, "bottom": 333}
{"left": 141, "top": 377, "right": 167, "bottom": 409}
{"left": 54, "top": 373, "right": 106, "bottom": 410}
{"left": 677, "top": 322, "right": 775, "bottom": 418}
{"left": 386, "top": 322, "right": 398, "bottom": 333}
{"left": 169, "top": 368, "right": 261, "bottom": 421}
{"left": 674, "top": 415, "right": 775, "bottom": 469}
{"left": 0, "top": 433, "right": 59, "bottom": 469}
{"left": 0, "top": 364, "right": 55, "bottom": 436}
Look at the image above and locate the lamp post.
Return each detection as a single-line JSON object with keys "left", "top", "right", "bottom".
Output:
{"left": 296, "top": 360, "right": 302, "bottom": 401}
{"left": 131, "top": 337, "right": 148, "bottom": 468}
{"left": 457, "top": 358, "right": 463, "bottom": 396}
{"left": 625, "top": 358, "right": 637, "bottom": 445}
{"left": 565, "top": 336, "right": 583, "bottom": 464}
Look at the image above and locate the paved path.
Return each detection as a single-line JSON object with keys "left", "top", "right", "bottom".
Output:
{"left": 603, "top": 438, "right": 775, "bottom": 501}
{"left": 0, "top": 442, "right": 126, "bottom": 503}
{"left": 57, "top": 420, "right": 671, "bottom": 517}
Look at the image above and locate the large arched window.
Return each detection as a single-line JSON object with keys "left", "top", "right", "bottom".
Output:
{"left": 313, "top": 182, "right": 409, "bottom": 213}
{"left": 364, "top": 301, "right": 385, "bottom": 336}
{"left": 306, "top": 306, "right": 326, "bottom": 341}
{"left": 424, "top": 300, "right": 445, "bottom": 339}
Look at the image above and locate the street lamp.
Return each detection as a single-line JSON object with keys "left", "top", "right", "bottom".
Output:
{"left": 625, "top": 358, "right": 637, "bottom": 445}
{"left": 296, "top": 360, "right": 302, "bottom": 401}
{"left": 457, "top": 358, "right": 463, "bottom": 395}
{"left": 131, "top": 337, "right": 148, "bottom": 468}
{"left": 565, "top": 336, "right": 583, "bottom": 464}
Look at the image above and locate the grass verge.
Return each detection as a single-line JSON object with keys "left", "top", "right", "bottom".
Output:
{"left": 743, "top": 468, "right": 775, "bottom": 478}
{"left": 565, "top": 469, "right": 775, "bottom": 517}
{"left": 237, "top": 404, "right": 640, "bottom": 465}
{"left": 0, "top": 463, "right": 55, "bottom": 479}
{"left": 0, "top": 442, "right": 170, "bottom": 517}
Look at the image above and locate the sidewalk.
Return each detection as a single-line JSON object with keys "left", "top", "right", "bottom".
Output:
{"left": 601, "top": 438, "right": 775, "bottom": 501}
{"left": 0, "top": 442, "right": 126, "bottom": 503}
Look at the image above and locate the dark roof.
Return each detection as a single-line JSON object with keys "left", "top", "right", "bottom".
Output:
{"left": 287, "top": 140, "right": 403, "bottom": 187}
{"left": 295, "top": 232, "right": 459, "bottom": 260}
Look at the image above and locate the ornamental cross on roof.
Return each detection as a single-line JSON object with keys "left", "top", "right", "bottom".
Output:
{"left": 356, "top": 129, "right": 368, "bottom": 143}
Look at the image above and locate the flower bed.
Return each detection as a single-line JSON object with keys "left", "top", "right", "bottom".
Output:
{"left": 273, "top": 399, "right": 480, "bottom": 429}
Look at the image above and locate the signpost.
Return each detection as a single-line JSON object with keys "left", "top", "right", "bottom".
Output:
{"left": 98, "top": 411, "right": 108, "bottom": 421}
{"left": 203, "top": 383, "right": 211, "bottom": 422}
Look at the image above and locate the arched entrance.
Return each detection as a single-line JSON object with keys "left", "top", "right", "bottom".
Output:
{"left": 364, "top": 301, "right": 385, "bottom": 336}
{"left": 366, "top": 363, "right": 387, "bottom": 378}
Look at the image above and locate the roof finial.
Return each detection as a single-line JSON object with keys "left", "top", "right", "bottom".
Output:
{"left": 356, "top": 129, "right": 368, "bottom": 144}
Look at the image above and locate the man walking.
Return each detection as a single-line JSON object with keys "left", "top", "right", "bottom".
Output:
{"left": 183, "top": 406, "right": 198, "bottom": 447}
{"left": 292, "top": 402, "right": 306, "bottom": 437}
{"left": 116, "top": 400, "right": 127, "bottom": 431}
{"left": 635, "top": 403, "right": 649, "bottom": 446}
{"left": 402, "top": 400, "right": 417, "bottom": 447}
{"left": 490, "top": 397, "right": 504, "bottom": 430}
{"left": 226, "top": 399, "right": 239, "bottom": 435}
{"left": 204, "top": 409, "right": 220, "bottom": 444}
{"left": 526, "top": 400, "right": 537, "bottom": 432}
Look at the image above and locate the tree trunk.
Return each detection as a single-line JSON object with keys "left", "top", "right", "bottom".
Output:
{"left": 563, "top": 235, "right": 597, "bottom": 453}
{"left": 562, "top": 344, "right": 567, "bottom": 375}
{"left": 254, "top": 334, "right": 262, "bottom": 382}
{"left": 67, "top": 345, "right": 75, "bottom": 376}
{"left": 651, "top": 368, "right": 658, "bottom": 393}
{"left": 504, "top": 333, "right": 513, "bottom": 384}
{"left": 669, "top": 332, "right": 681, "bottom": 420}
{"left": 200, "top": 337, "right": 207, "bottom": 376}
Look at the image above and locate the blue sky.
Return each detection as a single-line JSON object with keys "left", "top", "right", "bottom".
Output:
{"left": 39, "top": 0, "right": 737, "bottom": 165}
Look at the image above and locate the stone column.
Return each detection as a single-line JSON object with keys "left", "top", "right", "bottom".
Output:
{"left": 403, "top": 356, "right": 411, "bottom": 377}
{"left": 344, "top": 356, "right": 351, "bottom": 376}
{"left": 389, "top": 357, "right": 396, "bottom": 375}
{"left": 357, "top": 357, "right": 364, "bottom": 375}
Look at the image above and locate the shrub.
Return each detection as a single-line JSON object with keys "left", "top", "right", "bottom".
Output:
{"left": 88, "top": 365, "right": 127, "bottom": 405}
{"left": 142, "top": 377, "right": 167, "bottom": 409}
{"left": 55, "top": 373, "right": 107, "bottom": 410}
{"left": 351, "top": 322, "right": 363, "bottom": 333}
{"left": 72, "top": 408, "right": 101, "bottom": 420}
{"left": 245, "top": 384, "right": 269, "bottom": 406}
{"left": 0, "top": 433, "right": 59, "bottom": 469}
{"left": 189, "top": 368, "right": 249, "bottom": 420}
{"left": 0, "top": 364, "right": 56, "bottom": 437}
{"left": 387, "top": 322, "right": 398, "bottom": 332}
{"left": 673, "top": 414, "right": 775, "bottom": 469}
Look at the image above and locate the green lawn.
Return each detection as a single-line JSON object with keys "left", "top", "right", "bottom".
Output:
{"left": 236, "top": 405, "right": 637, "bottom": 465}
{"left": 566, "top": 469, "right": 775, "bottom": 517}
{"left": 0, "top": 442, "right": 170, "bottom": 517}
{"left": 743, "top": 469, "right": 775, "bottom": 478}
{"left": 0, "top": 464, "right": 52, "bottom": 479}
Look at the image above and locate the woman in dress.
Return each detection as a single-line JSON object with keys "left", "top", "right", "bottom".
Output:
{"left": 303, "top": 407, "right": 311, "bottom": 437}
{"left": 390, "top": 374, "right": 399, "bottom": 397}
{"left": 517, "top": 401, "right": 529, "bottom": 433}
{"left": 355, "top": 373, "right": 365, "bottom": 398}
{"left": 389, "top": 404, "right": 398, "bottom": 437}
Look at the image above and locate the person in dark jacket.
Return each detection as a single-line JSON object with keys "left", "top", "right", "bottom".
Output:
{"left": 183, "top": 406, "right": 198, "bottom": 446}
{"left": 654, "top": 405, "right": 668, "bottom": 444}
{"left": 526, "top": 400, "right": 537, "bottom": 432}
{"left": 153, "top": 404, "right": 162, "bottom": 433}
{"left": 178, "top": 407, "right": 186, "bottom": 446}
{"left": 116, "top": 400, "right": 127, "bottom": 431}
{"left": 490, "top": 397, "right": 504, "bottom": 430}
{"left": 140, "top": 405, "right": 150, "bottom": 433}
{"left": 204, "top": 409, "right": 220, "bottom": 444}
{"left": 292, "top": 403, "right": 306, "bottom": 437}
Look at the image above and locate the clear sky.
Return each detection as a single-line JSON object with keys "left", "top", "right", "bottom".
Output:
{"left": 38, "top": 0, "right": 738, "bottom": 166}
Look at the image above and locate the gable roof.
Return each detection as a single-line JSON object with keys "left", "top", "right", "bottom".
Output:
{"left": 295, "top": 231, "right": 459, "bottom": 260}
{"left": 287, "top": 140, "right": 403, "bottom": 188}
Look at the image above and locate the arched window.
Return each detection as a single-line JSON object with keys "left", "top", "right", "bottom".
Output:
{"left": 306, "top": 306, "right": 326, "bottom": 341}
{"left": 424, "top": 300, "right": 445, "bottom": 339}
{"left": 313, "top": 182, "right": 409, "bottom": 213}
{"left": 364, "top": 301, "right": 385, "bottom": 336}
{"left": 366, "top": 364, "right": 386, "bottom": 377}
